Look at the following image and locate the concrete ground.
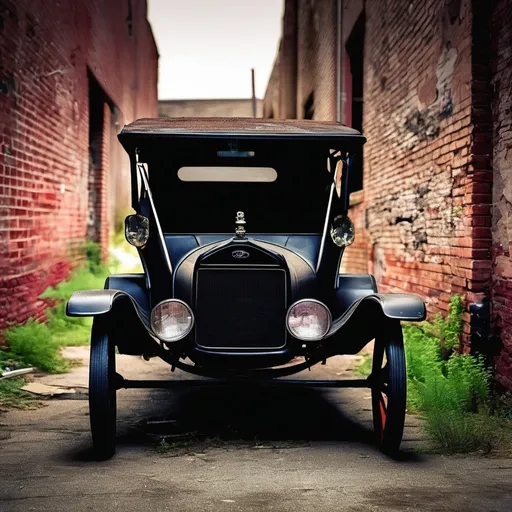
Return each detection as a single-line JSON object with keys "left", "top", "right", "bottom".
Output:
{"left": 1, "top": 349, "right": 511, "bottom": 512}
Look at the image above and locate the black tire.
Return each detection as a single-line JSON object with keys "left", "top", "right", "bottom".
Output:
{"left": 371, "top": 320, "right": 406, "bottom": 455}
{"left": 89, "top": 316, "right": 117, "bottom": 459}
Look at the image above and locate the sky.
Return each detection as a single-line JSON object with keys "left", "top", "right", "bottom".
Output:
{"left": 147, "top": 0, "right": 284, "bottom": 100}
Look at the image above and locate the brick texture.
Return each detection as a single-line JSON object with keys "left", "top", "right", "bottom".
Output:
{"left": 0, "top": 0, "right": 158, "bottom": 332}
{"left": 491, "top": 0, "right": 512, "bottom": 389}
{"left": 264, "top": 0, "right": 511, "bottom": 382}
{"left": 362, "top": 0, "right": 492, "bottom": 341}
{"left": 264, "top": 0, "right": 337, "bottom": 120}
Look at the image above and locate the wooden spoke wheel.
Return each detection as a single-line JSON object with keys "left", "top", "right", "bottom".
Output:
{"left": 89, "top": 316, "right": 117, "bottom": 459}
{"left": 371, "top": 320, "right": 406, "bottom": 455}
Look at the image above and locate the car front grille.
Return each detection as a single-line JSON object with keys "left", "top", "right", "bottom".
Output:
{"left": 195, "top": 268, "right": 287, "bottom": 350}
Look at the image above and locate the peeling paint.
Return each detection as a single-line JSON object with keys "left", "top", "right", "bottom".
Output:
{"left": 403, "top": 43, "right": 458, "bottom": 146}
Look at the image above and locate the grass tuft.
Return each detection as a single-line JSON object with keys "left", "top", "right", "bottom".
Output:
{"left": 0, "top": 239, "right": 138, "bottom": 408}
{"left": 0, "top": 377, "right": 35, "bottom": 409}
{"left": 403, "top": 296, "right": 511, "bottom": 453}
{"left": 1, "top": 243, "right": 112, "bottom": 376}
{"left": 357, "top": 294, "right": 512, "bottom": 454}
{"left": 422, "top": 408, "right": 503, "bottom": 454}
{"left": 355, "top": 352, "right": 372, "bottom": 377}
{"left": 4, "top": 320, "right": 69, "bottom": 373}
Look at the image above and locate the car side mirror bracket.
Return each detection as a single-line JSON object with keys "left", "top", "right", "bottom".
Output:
{"left": 133, "top": 150, "right": 173, "bottom": 277}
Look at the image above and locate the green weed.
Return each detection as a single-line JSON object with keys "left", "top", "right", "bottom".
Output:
{"left": 402, "top": 295, "right": 511, "bottom": 453}
{"left": 3, "top": 320, "right": 68, "bottom": 373}
{"left": 1, "top": 243, "right": 110, "bottom": 376}
{"left": 40, "top": 267, "right": 106, "bottom": 347}
{"left": 0, "top": 377, "right": 34, "bottom": 409}
{"left": 83, "top": 240, "right": 104, "bottom": 276}
{"left": 355, "top": 352, "right": 372, "bottom": 377}
{"left": 357, "top": 294, "right": 512, "bottom": 454}
{"left": 423, "top": 408, "right": 501, "bottom": 454}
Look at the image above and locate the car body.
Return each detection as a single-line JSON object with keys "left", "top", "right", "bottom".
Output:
{"left": 67, "top": 117, "right": 426, "bottom": 458}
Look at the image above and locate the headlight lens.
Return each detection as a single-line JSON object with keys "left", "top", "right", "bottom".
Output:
{"left": 125, "top": 214, "right": 149, "bottom": 248}
{"left": 330, "top": 215, "right": 355, "bottom": 247}
{"left": 150, "top": 300, "right": 194, "bottom": 342}
{"left": 286, "top": 299, "right": 331, "bottom": 341}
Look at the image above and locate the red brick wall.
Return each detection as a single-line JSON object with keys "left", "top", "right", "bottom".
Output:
{"left": 491, "top": 0, "right": 512, "bottom": 389}
{"left": 340, "top": 191, "right": 369, "bottom": 274}
{"left": 362, "top": 0, "right": 494, "bottom": 343}
{"left": 0, "top": 0, "right": 158, "bottom": 332}
{"left": 264, "top": 0, "right": 496, "bottom": 349}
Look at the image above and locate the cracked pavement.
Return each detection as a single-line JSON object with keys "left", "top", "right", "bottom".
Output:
{"left": 1, "top": 350, "right": 511, "bottom": 511}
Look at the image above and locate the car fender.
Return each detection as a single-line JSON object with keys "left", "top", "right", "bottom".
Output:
{"left": 66, "top": 274, "right": 151, "bottom": 330}
{"left": 333, "top": 274, "right": 378, "bottom": 317}
{"left": 325, "top": 292, "right": 426, "bottom": 339}
{"left": 67, "top": 289, "right": 125, "bottom": 316}
{"left": 365, "top": 293, "right": 426, "bottom": 320}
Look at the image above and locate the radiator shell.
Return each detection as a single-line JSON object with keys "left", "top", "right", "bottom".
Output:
{"left": 194, "top": 267, "right": 287, "bottom": 350}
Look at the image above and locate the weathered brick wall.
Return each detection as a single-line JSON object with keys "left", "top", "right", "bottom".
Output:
{"left": 491, "top": 0, "right": 512, "bottom": 389}
{"left": 279, "top": 0, "right": 298, "bottom": 119}
{"left": 264, "top": 0, "right": 369, "bottom": 271}
{"left": 296, "top": 0, "right": 337, "bottom": 120}
{"left": 264, "top": 0, "right": 498, "bottom": 350}
{"left": 341, "top": 191, "right": 369, "bottom": 274}
{"left": 362, "top": 0, "right": 493, "bottom": 344}
{"left": 0, "top": 0, "right": 158, "bottom": 331}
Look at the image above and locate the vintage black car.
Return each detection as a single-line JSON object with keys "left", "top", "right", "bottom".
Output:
{"left": 67, "top": 118, "right": 426, "bottom": 458}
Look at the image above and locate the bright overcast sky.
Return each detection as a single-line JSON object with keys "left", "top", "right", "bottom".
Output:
{"left": 147, "top": 0, "right": 283, "bottom": 100}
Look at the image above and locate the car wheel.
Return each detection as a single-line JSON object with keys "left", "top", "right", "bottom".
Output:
{"left": 371, "top": 320, "right": 406, "bottom": 456}
{"left": 89, "top": 315, "right": 117, "bottom": 459}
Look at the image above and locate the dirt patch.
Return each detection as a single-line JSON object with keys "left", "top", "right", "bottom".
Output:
{"left": 358, "top": 483, "right": 512, "bottom": 512}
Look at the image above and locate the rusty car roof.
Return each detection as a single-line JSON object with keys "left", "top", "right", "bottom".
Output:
{"left": 120, "top": 117, "right": 363, "bottom": 138}
{"left": 118, "top": 118, "right": 366, "bottom": 158}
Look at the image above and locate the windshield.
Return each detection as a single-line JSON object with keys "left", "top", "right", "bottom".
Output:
{"left": 146, "top": 140, "right": 335, "bottom": 234}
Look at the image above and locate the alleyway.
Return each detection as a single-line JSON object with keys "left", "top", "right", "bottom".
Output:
{"left": 1, "top": 353, "right": 511, "bottom": 512}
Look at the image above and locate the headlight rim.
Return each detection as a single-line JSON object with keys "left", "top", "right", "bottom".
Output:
{"left": 286, "top": 298, "right": 332, "bottom": 341}
{"left": 150, "top": 298, "right": 195, "bottom": 342}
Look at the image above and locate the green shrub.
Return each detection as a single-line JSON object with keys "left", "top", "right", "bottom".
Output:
{"left": 84, "top": 241, "right": 103, "bottom": 276}
{"left": 4, "top": 319, "right": 68, "bottom": 373}
{"left": 355, "top": 294, "right": 511, "bottom": 454}
{"left": 2, "top": 242, "right": 109, "bottom": 376}
{"left": 424, "top": 294, "right": 464, "bottom": 352}
{"left": 404, "top": 295, "right": 490, "bottom": 414}
{"left": 423, "top": 408, "right": 500, "bottom": 454}
{"left": 400, "top": 294, "right": 506, "bottom": 453}
{"left": 408, "top": 352, "right": 491, "bottom": 413}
